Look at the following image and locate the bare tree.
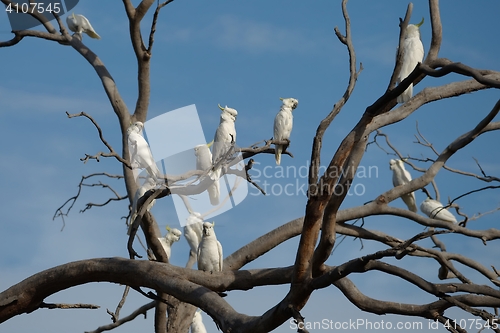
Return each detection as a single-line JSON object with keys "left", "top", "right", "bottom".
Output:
{"left": 1, "top": 1, "right": 499, "bottom": 333}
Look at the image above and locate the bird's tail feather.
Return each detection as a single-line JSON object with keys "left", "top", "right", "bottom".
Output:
{"left": 208, "top": 179, "right": 220, "bottom": 206}
{"left": 87, "top": 31, "right": 101, "bottom": 39}
{"left": 402, "top": 193, "right": 418, "bottom": 213}
{"left": 397, "top": 83, "right": 413, "bottom": 103}
{"left": 147, "top": 164, "right": 162, "bottom": 184}
{"left": 275, "top": 145, "right": 282, "bottom": 165}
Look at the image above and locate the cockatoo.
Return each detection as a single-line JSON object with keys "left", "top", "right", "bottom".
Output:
{"left": 129, "top": 176, "right": 156, "bottom": 230}
{"left": 158, "top": 226, "right": 182, "bottom": 260}
{"left": 184, "top": 212, "right": 204, "bottom": 258}
{"left": 66, "top": 13, "right": 101, "bottom": 39}
{"left": 273, "top": 97, "right": 299, "bottom": 165}
{"left": 212, "top": 104, "right": 237, "bottom": 181}
{"left": 194, "top": 142, "right": 220, "bottom": 205}
{"left": 389, "top": 159, "right": 417, "bottom": 212}
{"left": 420, "top": 188, "right": 457, "bottom": 223}
{"left": 127, "top": 122, "right": 162, "bottom": 183}
{"left": 197, "top": 222, "right": 223, "bottom": 273}
{"left": 396, "top": 18, "right": 424, "bottom": 103}
{"left": 190, "top": 310, "right": 207, "bottom": 333}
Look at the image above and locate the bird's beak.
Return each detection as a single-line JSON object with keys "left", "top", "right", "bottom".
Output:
{"left": 279, "top": 97, "right": 284, "bottom": 101}
{"left": 207, "top": 140, "right": 214, "bottom": 148}
{"left": 166, "top": 225, "right": 171, "bottom": 231}
{"left": 218, "top": 104, "right": 225, "bottom": 111}
{"left": 415, "top": 17, "right": 424, "bottom": 28}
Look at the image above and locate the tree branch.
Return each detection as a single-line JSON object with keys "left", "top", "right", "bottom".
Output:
{"left": 86, "top": 301, "right": 155, "bottom": 333}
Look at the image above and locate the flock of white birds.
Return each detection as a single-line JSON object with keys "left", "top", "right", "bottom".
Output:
{"left": 67, "top": 12, "right": 435, "bottom": 332}
{"left": 123, "top": 98, "right": 299, "bottom": 331}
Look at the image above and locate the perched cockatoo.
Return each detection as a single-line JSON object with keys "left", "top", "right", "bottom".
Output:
{"left": 184, "top": 212, "right": 204, "bottom": 265}
{"left": 129, "top": 175, "right": 156, "bottom": 231}
{"left": 420, "top": 188, "right": 457, "bottom": 223}
{"left": 194, "top": 142, "right": 220, "bottom": 205}
{"left": 127, "top": 122, "right": 162, "bottom": 183}
{"left": 197, "top": 222, "right": 223, "bottom": 273}
{"left": 273, "top": 97, "right": 299, "bottom": 165}
{"left": 212, "top": 104, "right": 237, "bottom": 181}
{"left": 158, "top": 226, "right": 182, "bottom": 260}
{"left": 396, "top": 18, "right": 424, "bottom": 103}
{"left": 389, "top": 159, "right": 417, "bottom": 212}
{"left": 190, "top": 310, "right": 207, "bottom": 333}
{"left": 66, "top": 13, "right": 101, "bottom": 39}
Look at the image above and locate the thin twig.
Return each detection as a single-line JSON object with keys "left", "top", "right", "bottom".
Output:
{"left": 66, "top": 112, "right": 131, "bottom": 167}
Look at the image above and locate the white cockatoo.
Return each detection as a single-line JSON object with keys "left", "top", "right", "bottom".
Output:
{"left": 396, "top": 18, "right": 424, "bottom": 103}
{"left": 420, "top": 188, "right": 457, "bottom": 223}
{"left": 184, "top": 212, "right": 204, "bottom": 258}
{"left": 212, "top": 104, "right": 237, "bottom": 181}
{"left": 127, "top": 122, "right": 162, "bottom": 183}
{"left": 129, "top": 175, "right": 156, "bottom": 230}
{"left": 197, "top": 222, "right": 223, "bottom": 273}
{"left": 158, "top": 226, "right": 182, "bottom": 260}
{"left": 274, "top": 97, "right": 299, "bottom": 165}
{"left": 194, "top": 142, "right": 220, "bottom": 205}
{"left": 190, "top": 310, "right": 207, "bottom": 333}
{"left": 389, "top": 159, "right": 417, "bottom": 212}
{"left": 66, "top": 13, "right": 101, "bottom": 39}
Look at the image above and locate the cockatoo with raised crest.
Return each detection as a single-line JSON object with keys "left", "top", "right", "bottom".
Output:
{"left": 273, "top": 97, "right": 298, "bottom": 165}
{"left": 66, "top": 13, "right": 101, "bottom": 39}
{"left": 197, "top": 222, "right": 223, "bottom": 273}
{"left": 127, "top": 122, "right": 162, "bottom": 183}
{"left": 420, "top": 188, "right": 457, "bottom": 223}
{"left": 194, "top": 142, "right": 220, "bottom": 205}
{"left": 158, "top": 226, "right": 182, "bottom": 260}
{"left": 212, "top": 104, "right": 237, "bottom": 182}
{"left": 389, "top": 159, "right": 417, "bottom": 212}
{"left": 396, "top": 18, "right": 424, "bottom": 103}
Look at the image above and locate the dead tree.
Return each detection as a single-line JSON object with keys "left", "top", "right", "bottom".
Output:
{"left": 1, "top": 1, "right": 499, "bottom": 333}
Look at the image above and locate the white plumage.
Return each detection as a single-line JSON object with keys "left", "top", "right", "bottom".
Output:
{"left": 158, "top": 226, "right": 182, "bottom": 260}
{"left": 66, "top": 13, "right": 101, "bottom": 39}
{"left": 194, "top": 143, "right": 220, "bottom": 205}
{"left": 184, "top": 212, "right": 204, "bottom": 259}
{"left": 274, "top": 97, "right": 299, "bottom": 165}
{"left": 190, "top": 310, "right": 207, "bottom": 333}
{"left": 212, "top": 105, "right": 237, "bottom": 181}
{"left": 389, "top": 159, "right": 417, "bottom": 212}
{"left": 127, "top": 122, "right": 162, "bottom": 183}
{"left": 130, "top": 176, "right": 156, "bottom": 228}
{"left": 197, "top": 222, "right": 223, "bottom": 273}
{"left": 420, "top": 189, "right": 457, "bottom": 223}
{"left": 396, "top": 18, "right": 424, "bottom": 103}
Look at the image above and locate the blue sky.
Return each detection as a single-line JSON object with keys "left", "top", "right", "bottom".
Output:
{"left": 1, "top": 1, "right": 499, "bottom": 332}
